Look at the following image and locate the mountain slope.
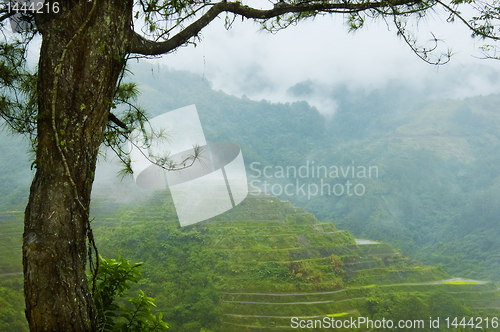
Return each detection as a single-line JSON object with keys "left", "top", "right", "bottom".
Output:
{"left": 126, "top": 65, "right": 500, "bottom": 281}
{"left": 90, "top": 192, "right": 500, "bottom": 331}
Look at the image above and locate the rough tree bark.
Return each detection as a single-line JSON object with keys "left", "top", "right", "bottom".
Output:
{"left": 23, "top": 1, "right": 133, "bottom": 331}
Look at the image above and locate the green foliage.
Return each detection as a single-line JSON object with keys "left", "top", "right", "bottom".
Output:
{"left": 111, "top": 290, "right": 169, "bottom": 332}
{"left": 93, "top": 213, "right": 223, "bottom": 332}
{"left": 90, "top": 255, "right": 169, "bottom": 332}
{"left": 0, "top": 40, "right": 37, "bottom": 142}
{"left": 429, "top": 291, "right": 471, "bottom": 324}
{"left": 364, "top": 288, "right": 473, "bottom": 331}
{"left": 364, "top": 291, "right": 429, "bottom": 331}
{"left": 251, "top": 261, "right": 293, "bottom": 280}
{"left": 0, "top": 281, "right": 27, "bottom": 332}
{"left": 87, "top": 192, "right": 500, "bottom": 331}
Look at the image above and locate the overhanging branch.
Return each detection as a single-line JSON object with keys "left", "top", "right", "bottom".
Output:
{"left": 129, "top": 0, "right": 433, "bottom": 55}
{"left": 435, "top": 0, "right": 500, "bottom": 41}
{"left": 108, "top": 112, "right": 129, "bottom": 131}
{"left": 0, "top": 10, "right": 15, "bottom": 23}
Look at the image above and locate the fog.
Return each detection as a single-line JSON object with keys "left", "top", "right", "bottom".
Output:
{"left": 15, "top": 4, "right": 500, "bottom": 195}
{"left": 21, "top": 4, "right": 500, "bottom": 116}
{"left": 146, "top": 8, "right": 500, "bottom": 115}
{"left": 93, "top": 10, "right": 500, "bottom": 190}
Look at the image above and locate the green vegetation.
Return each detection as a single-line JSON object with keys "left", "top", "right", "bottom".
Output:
{"left": 92, "top": 255, "right": 170, "bottom": 332}
{"left": 2, "top": 66, "right": 500, "bottom": 330}
{"left": 0, "top": 279, "right": 26, "bottom": 332}
{"left": 1, "top": 191, "right": 499, "bottom": 331}
{"left": 88, "top": 193, "right": 499, "bottom": 331}
{"left": 123, "top": 65, "right": 500, "bottom": 281}
{"left": 442, "top": 280, "right": 478, "bottom": 285}
{"left": 327, "top": 312, "right": 349, "bottom": 317}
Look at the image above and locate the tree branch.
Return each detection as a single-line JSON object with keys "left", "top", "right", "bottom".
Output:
{"left": 129, "top": 0, "right": 430, "bottom": 55}
{"left": 0, "top": 10, "right": 15, "bottom": 23}
{"left": 435, "top": 0, "right": 500, "bottom": 41}
{"left": 108, "top": 112, "right": 129, "bottom": 131}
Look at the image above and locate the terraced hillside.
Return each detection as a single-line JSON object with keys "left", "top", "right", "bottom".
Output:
{"left": 1, "top": 191, "right": 499, "bottom": 331}
{"left": 0, "top": 211, "right": 28, "bottom": 332}
{"left": 0, "top": 211, "right": 23, "bottom": 279}
{"left": 88, "top": 192, "right": 500, "bottom": 332}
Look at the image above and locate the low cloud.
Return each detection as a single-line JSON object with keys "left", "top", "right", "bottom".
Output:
{"left": 150, "top": 9, "right": 499, "bottom": 113}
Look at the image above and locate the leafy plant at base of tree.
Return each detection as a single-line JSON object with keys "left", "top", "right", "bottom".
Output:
{"left": 90, "top": 255, "right": 169, "bottom": 332}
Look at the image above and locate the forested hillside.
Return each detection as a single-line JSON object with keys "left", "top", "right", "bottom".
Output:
{"left": 129, "top": 63, "right": 500, "bottom": 281}
{"left": 89, "top": 192, "right": 500, "bottom": 331}
{"left": 1, "top": 63, "right": 499, "bottom": 331}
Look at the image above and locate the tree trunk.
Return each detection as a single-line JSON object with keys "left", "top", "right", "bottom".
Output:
{"left": 23, "top": 1, "right": 133, "bottom": 331}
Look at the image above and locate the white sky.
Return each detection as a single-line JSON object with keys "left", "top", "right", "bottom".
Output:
{"left": 144, "top": 5, "right": 500, "bottom": 115}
